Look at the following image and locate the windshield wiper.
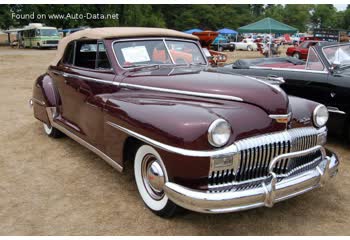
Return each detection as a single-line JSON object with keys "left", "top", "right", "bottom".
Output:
{"left": 124, "top": 64, "right": 161, "bottom": 72}
{"left": 174, "top": 63, "right": 205, "bottom": 67}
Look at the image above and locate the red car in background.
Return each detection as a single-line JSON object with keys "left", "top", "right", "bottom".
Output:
{"left": 286, "top": 40, "right": 325, "bottom": 60}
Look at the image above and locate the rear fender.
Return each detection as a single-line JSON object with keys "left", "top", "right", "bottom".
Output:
{"left": 32, "top": 73, "right": 61, "bottom": 124}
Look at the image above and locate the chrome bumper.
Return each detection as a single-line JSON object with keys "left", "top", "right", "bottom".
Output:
{"left": 164, "top": 145, "right": 339, "bottom": 213}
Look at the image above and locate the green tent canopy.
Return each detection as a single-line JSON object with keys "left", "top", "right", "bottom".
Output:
{"left": 238, "top": 17, "right": 298, "bottom": 34}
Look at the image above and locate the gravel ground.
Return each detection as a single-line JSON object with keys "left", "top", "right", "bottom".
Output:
{"left": 0, "top": 46, "right": 349, "bottom": 236}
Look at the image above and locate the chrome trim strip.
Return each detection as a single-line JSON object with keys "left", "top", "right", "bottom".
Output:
{"left": 327, "top": 106, "right": 346, "bottom": 115}
{"left": 106, "top": 121, "right": 238, "bottom": 157}
{"left": 249, "top": 66, "right": 328, "bottom": 74}
{"left": 244, "top": 75, "right": 282, "bottom": 92}
{"left": 269, "top": 113, "right": 292, "bottom": 121}
{"left": 50, "top": 70, "right": 119, "bottom": 86}
{"left": 46, "top": 107, "right": 123, "bottom": 172}
{"left": 163, "top": 38, "right": 175, "bottom": 64}
{"left": 30, "top": 97, "right": 46, "bottom": 106}
{"left": 51, "top": 70, "right": 243, "bottom": 102}
{"left": 119, "top": 83, "right": 244, "bottom": 102}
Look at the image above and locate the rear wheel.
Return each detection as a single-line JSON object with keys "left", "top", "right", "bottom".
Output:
{"left": 134, "top": 145, "right": 178, "bottom": 218}
{"left": 293, "top": 52, "right": 300, "bottom": 59}
{"left": 247, "top": 45, "right": 253, "bottom": 51}
{"left": 43, "top": 123, "right": 63, "bottom": 138}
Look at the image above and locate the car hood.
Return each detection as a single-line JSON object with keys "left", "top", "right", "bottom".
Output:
{"left": 121, "top": 66, "right": 289, "bottom": 115}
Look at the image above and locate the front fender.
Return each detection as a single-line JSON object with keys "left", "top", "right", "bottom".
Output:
{"left": 102, "top": 89, "right": 288, "bottom": 188}
{"left": 288, "top": 95, "right": 318, "bottom": 128}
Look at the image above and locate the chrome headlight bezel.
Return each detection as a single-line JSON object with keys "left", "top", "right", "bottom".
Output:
{"left": 313, "top": 104, "right": 329, "bottom": 128}
{"left": 208, "top": 119, "right": 232, "bottom": 147}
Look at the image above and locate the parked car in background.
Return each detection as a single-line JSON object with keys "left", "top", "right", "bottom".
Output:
{"left": 286, "top": 40, "right": 325, "bottom": 60}
{"left": 231, "top": 38, "right": 258, "bottom": 51}
{"left": 211, "top": 34, "right": 235, "bottom": 52}
{"left": 278, "top": 34, "right": 293, "bottom": 45}
{"left": 291, "top": 32, "right": 308, "bottom": 45}
{"left": 228, "top": 42, "right": 350, "bottom": 141}
{"left": 30, "top": 27, "right": 339, "bottom": 217}
{"left": 192, "top": 31, "right": 228, "bottom": 64}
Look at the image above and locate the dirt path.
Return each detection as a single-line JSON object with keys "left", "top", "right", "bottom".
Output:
{"left": 0, "top": 46, "right": 349, "bottom": 235}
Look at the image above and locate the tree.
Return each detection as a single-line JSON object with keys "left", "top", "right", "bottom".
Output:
{"left": 283, "top": 5, "right": 313, "bottom": 32}
{"left": 251, "top": 4, "right": 265, "bottom": 17}
{"left": 343, "top": 6, "right": 350, "bottom": 29}
{"left": 311, "top": 4, "right": 338, "bottom": 29}
{"left": 0, "top": 5, "right": 15, "bottom": 29}
{"left": 264, "top": 4, "right": 284, "bottom": 22}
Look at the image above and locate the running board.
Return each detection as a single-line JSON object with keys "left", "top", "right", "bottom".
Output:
{"left": 46, "top": 107, "right": 123, "bottom": 172}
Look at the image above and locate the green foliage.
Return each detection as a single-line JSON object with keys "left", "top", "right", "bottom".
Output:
{"left": 311, "top": 4, "right": 338, "bottom": 28}
{"left": 0, "top": 4, "right": 349, "bottom": 32}
{"left": 0, "top": 5, "right": 15, "bottom": 29}
{"left": 283, "top": 5, "right": 313, "bottom": 32}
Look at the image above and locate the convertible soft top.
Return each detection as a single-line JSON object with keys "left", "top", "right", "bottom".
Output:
{"left": 52, "top": 27, "right": 199, "bottom": 65}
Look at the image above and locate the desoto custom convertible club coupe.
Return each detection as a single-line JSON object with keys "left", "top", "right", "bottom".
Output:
{"left": 31, "top": 27, "right": 339, "bottom": 217}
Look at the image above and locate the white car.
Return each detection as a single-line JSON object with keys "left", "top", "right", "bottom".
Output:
{"left": 231, "top": 39, "right": 258, "bottom": 51}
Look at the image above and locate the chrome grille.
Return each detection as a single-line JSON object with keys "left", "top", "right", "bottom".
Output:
{"left": 209, "top": 127, "right": 325, "bottom": 187}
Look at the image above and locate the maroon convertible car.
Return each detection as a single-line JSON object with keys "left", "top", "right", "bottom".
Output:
{"left": 30, "top": 27, "right": 339, "bottom": 217}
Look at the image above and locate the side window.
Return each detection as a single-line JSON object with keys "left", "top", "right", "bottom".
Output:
{"left": 96, "top": 42, "right": 111, "bottom": 69}
{"left": 62, "top": 42, "right": 75, "bottom": 65}
{"left": 306, "top": 47, "right": 324, "bottom": 71}
{"left": 75, "top": 41, "right": 97, "bottom": 69}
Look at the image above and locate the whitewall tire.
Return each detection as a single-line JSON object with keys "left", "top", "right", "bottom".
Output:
{"left": 43, "top": 123, "right": 63, "bottom": 138}
{"left": 134, "top": 145, "right": 178, "bottom": 217}
{"left": 293, "top": 52, "right": 300, "bottom": 59}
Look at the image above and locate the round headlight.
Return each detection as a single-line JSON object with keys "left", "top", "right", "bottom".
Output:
{"left": 208, "top": 119, "right": 231, "bottom": 147}
{"left": 313, "top": 105, "right": 329, "bottom": 128}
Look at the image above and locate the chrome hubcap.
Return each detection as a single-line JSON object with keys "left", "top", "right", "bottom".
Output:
{"left": 141, "top": 154, "right": 165, "bottom": 200}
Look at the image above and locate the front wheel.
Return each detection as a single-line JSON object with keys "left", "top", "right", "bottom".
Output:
{"left": 218, "top": 46, "right": 224, "bottom": 52}
{"left": 134, "top": 145, "right": 178, "bottom": 217}
{"left": 293, "top": 52, "right": 300, "bottom": 59}
{"left": 247, "top": 45, "right": 253, "bottom": 51}
{"left": 43, "top": 123, "right": 63, "bottom": 138}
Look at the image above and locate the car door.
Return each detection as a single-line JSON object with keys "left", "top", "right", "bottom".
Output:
{"left": 327, "top": 71, "right": 350, "bottom": 114}
{"left": 281, "top": 47, "right": 334, "bottom": 105}
{"left": 53, "top": 40, "right": 117, "bottom": 150}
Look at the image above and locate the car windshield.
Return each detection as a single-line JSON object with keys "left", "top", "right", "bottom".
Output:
{"left": 323, "top": 44, "right": 350, "bottom": 67}
{"left": 113, "top": 39, "right": 206, "bottom": 68}
{"left": 39, "top": 29, "right": 59, "bottom": 36}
